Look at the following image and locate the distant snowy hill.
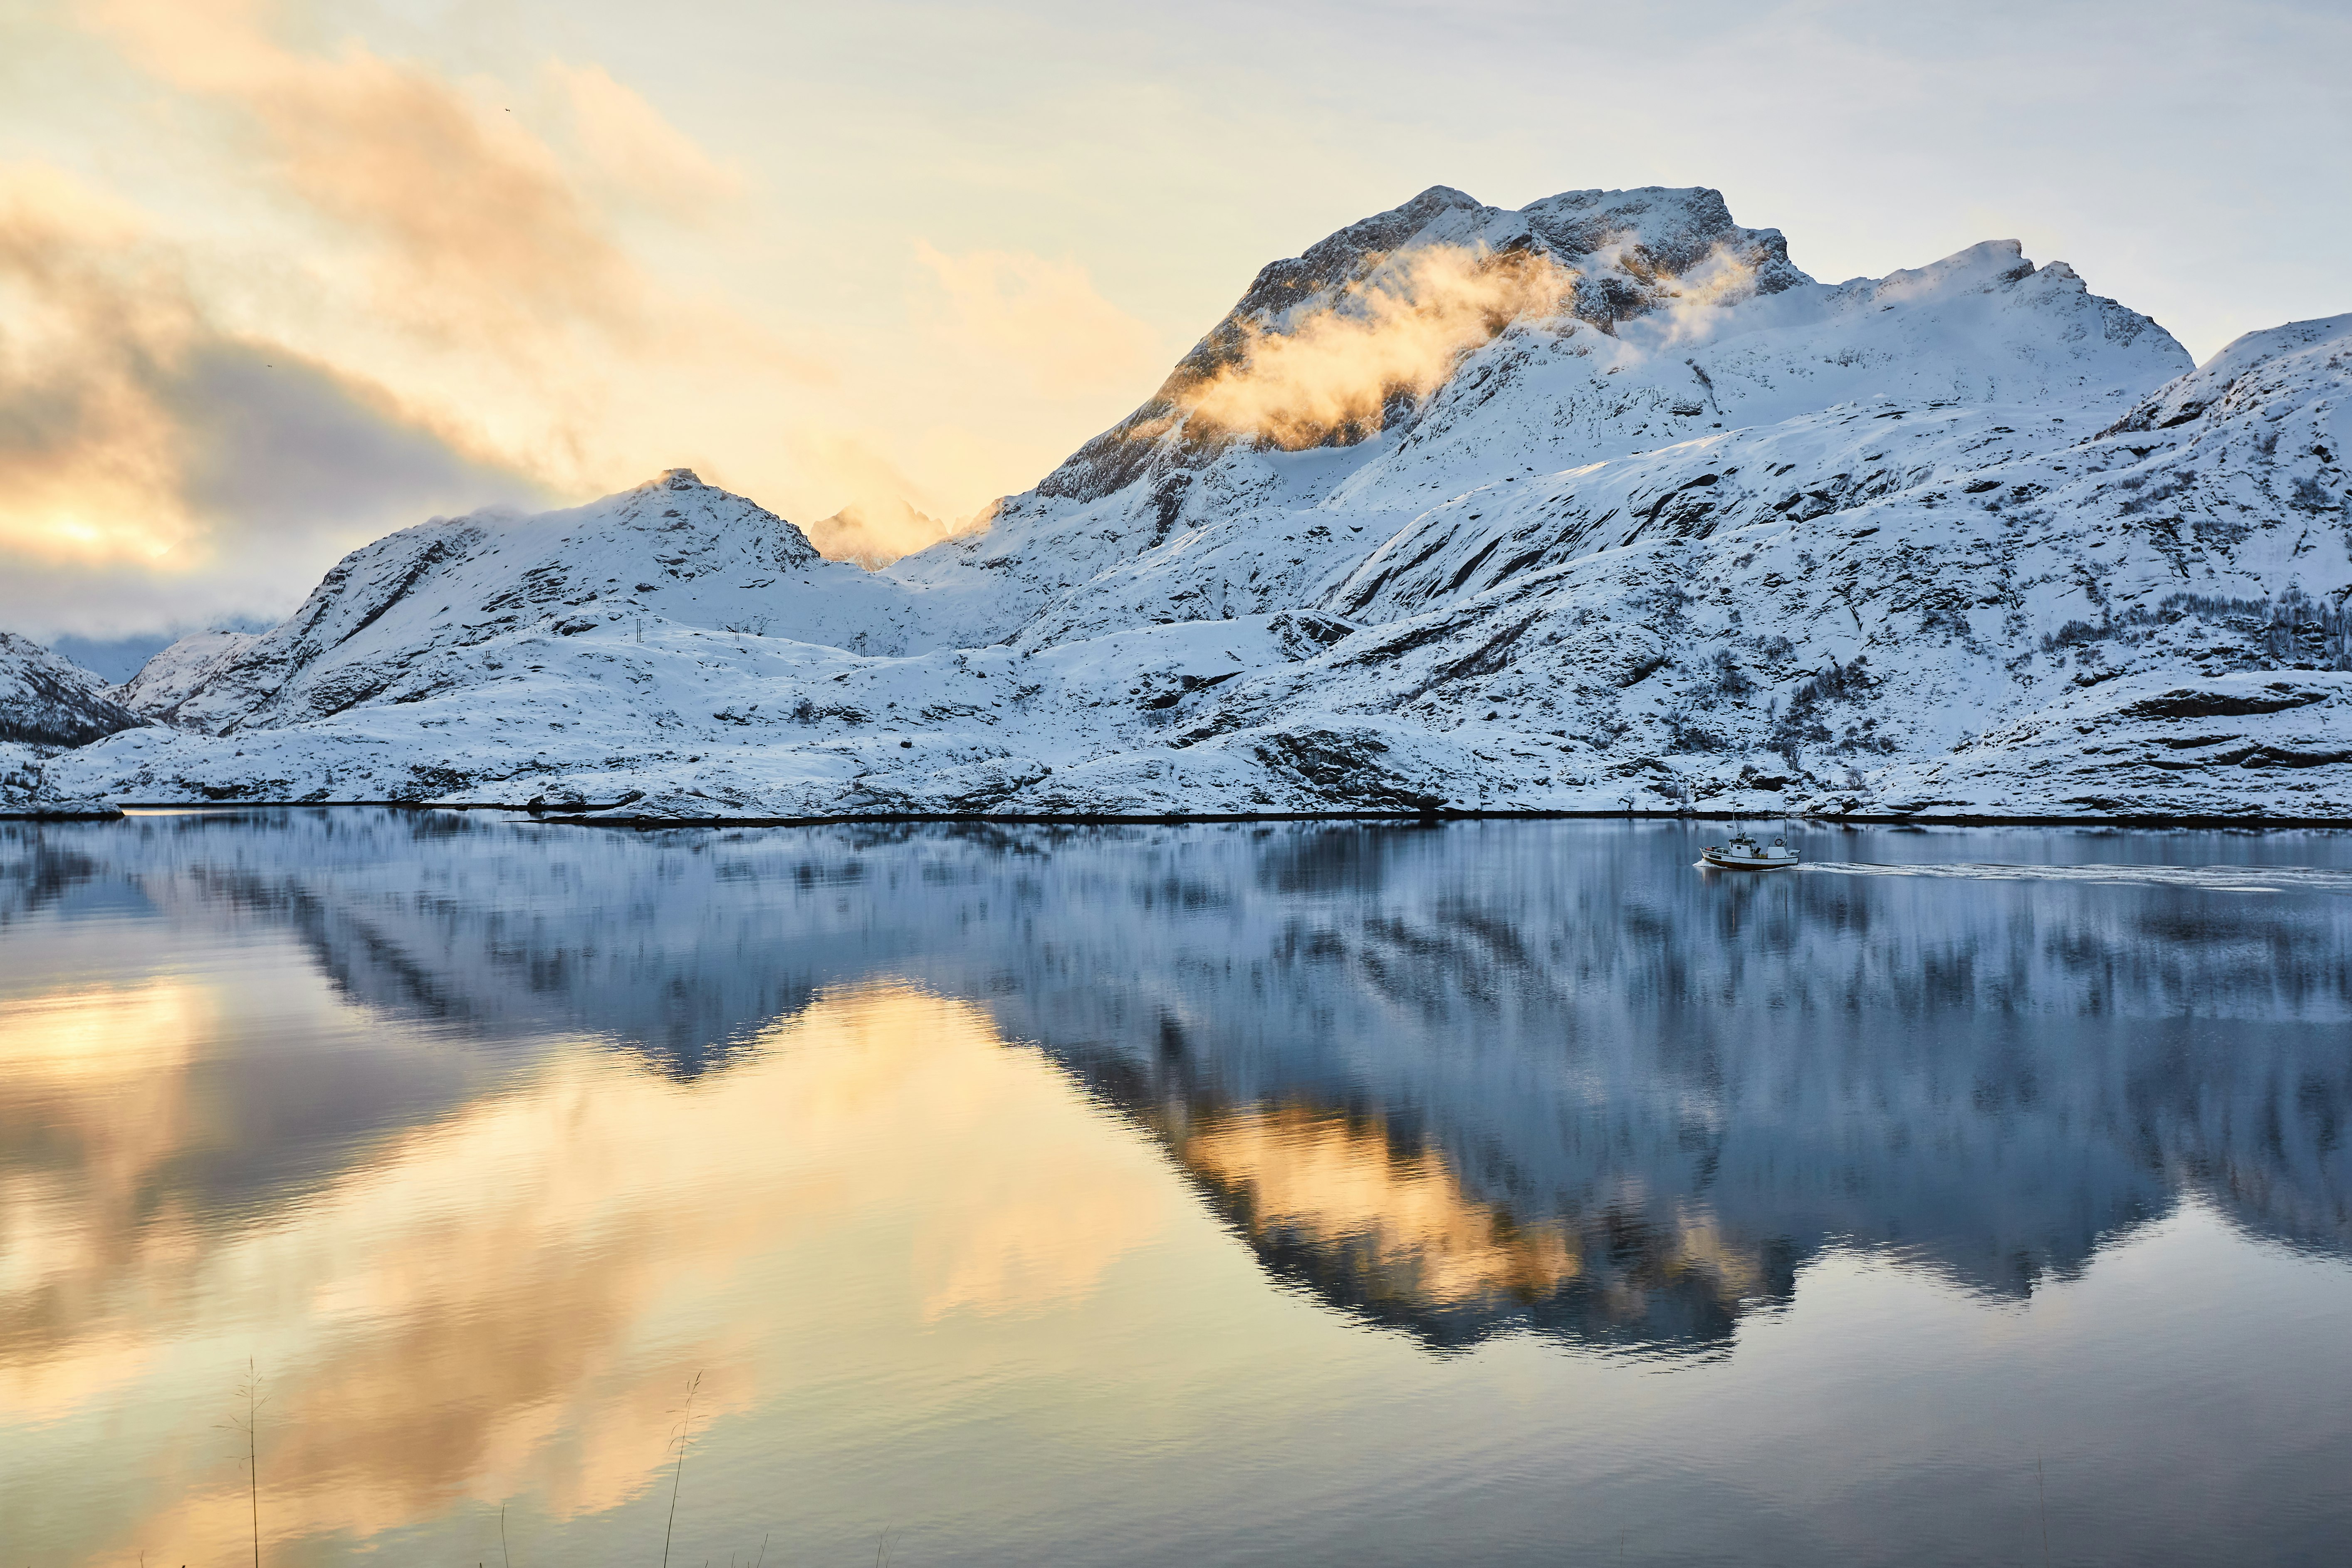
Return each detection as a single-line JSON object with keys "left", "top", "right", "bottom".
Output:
{"left": 27, "top": 185, "right": 2352, "bottom": 821}
{"left": 0, "top": 632, "right": 143, "bottom": 747}
{"left": 0, "top": 633, "right": 142, "bottom": 815}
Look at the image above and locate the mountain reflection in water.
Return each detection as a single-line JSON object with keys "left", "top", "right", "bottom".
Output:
{"left": 2, "top": 811, "right": 2348, "bottom": 1566}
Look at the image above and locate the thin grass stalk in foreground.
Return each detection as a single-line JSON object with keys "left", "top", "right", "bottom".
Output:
{"left": 248, "top": 1364, "right": 261, "bottom": 1568}
{"left": 2037, "top": 1454, "right": 2052, "bottom": 1568}
{"left": 218, "top": 1360, "right": 267, "bottom": 1568}
{"left": 660, "top": 1371, "right": 703, "bottom": 1568}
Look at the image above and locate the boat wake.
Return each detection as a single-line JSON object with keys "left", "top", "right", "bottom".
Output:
{"left": 1803, "top": 861, "right": 2352, "bottom": 895}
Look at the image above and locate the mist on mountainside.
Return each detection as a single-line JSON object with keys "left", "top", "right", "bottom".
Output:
{"left": 801, "top": 496, "right": 979, "bottom": 570}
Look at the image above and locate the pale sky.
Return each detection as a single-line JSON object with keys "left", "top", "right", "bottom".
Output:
{"left": 2, "top": 0, "right": 2346, "bottom": 646}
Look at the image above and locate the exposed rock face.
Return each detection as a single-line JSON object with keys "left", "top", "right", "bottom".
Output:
{"left": 0, "top": 632, "right": 146, "bottom": 748}
{"left": 0, "top": 635, "right": 139, "bottom": 816}
{"left": 1036, "top": 185, "right": 1811, "bottom": 508}
{"left": 73, "top": 470, "right": 942, "bottom": 809}
{"left": 33, "top": 186, "right": 2352, "bottom": 821}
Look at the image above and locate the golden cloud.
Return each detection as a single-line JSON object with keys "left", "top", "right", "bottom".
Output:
{"left": 799, "top": 495, "right": 956, "bottom": 570}
{"left": 0, "top": 158, "right": 544, "bottom": 643}
{"left": 544, "top": 60, "right": 746, "bottom": 220}
{"left": 1175, "top": 243, "right": 1579, "bottom": 450}
{"left": 777, "top": 429, "right": 997, "bottom": 566}
{"left": 0, "top": 5, "right": 866, "bottom": 629}
{"left": 0, "top": 164, "right": 208, "bottom": 567}
{"left": 84, "top": 0, "right": 646, "bottom": 347}
{"left": 1641, "top": 241, "right": 1768, "bottom": 348}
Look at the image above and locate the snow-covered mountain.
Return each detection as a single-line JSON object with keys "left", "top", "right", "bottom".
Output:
{"left": 0, "top": 633, "right": 143, "bottom": 816}
{"left": 23, "top": 185, "right": 2352, "bottom": 820}
{"left": 0, "top": 632, "right": 144, "bottom": 748}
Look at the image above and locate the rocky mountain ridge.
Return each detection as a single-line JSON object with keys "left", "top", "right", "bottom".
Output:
{"left": 0, "top": 631, "right": 143, "bottom": 747}
{"left": 0, "top": 632, "right": 146, "bottom": 816}
{"left": 7, "top": 183, "right": 2349, "bottom": 820}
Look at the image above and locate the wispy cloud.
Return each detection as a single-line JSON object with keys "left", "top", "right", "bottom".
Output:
{"left": 914, "top": 241, "right": 1160, "bottom": 398}
{"left": 83, "top": 0, "right": 648, "bottom": 347}
{"left": 0, "top": 4, "right": 834, "bottom": 636}
{"left": 777, "top": 428, "right": 994, "bottom": 565}
{"left": 0, "top": 161, "right": 544, "bottom": 636}
{"left": 544, "top": 59, "right": 747, "bottom": 219}
{"left": 0, "top": 164, "right": 200, "bottom": 570}
{"left": 1175, "top": 243, "right": 1578, "bottom": 449}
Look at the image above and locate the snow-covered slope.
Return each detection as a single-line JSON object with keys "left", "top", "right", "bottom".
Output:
{"left": 897, "top": 199, "right": 2184, "bottom": 652}
{"left": 0, "top": 634, "right": 141, "bottom": 816}
{"left": 72, "top": 471, "right": 937, "bottom": 807}
{"left": 41, "top": 186, "right": 2352, "bottom": 821}
{"left": 0, "top": 632, "right": 145, "bottom": 747}
{"left": 119, "top": 469, "right": 925, "bottom": 736}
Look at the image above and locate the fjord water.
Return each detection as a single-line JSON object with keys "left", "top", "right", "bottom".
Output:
{"left": 2, "top": 814, "right": 2347, "bottom": 1566}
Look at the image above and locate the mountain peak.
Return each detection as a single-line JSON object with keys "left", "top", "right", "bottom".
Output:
{"left": 1037, "top": 183, "right": 1812, "bottom": 501}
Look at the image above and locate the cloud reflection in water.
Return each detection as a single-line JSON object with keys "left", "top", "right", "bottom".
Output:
{"left": 1, "top": 959, "right": 1175, "bottom": 1563}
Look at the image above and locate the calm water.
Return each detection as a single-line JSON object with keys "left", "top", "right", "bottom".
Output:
{"left": 2, "top": 812, "right": 2349, "bottom": 1567}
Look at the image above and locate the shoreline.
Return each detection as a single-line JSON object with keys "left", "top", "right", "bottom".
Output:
{"left": 5, "top": 800, "right": 2344, "bottom": 831}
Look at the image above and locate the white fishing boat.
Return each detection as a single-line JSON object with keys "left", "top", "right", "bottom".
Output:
{"left": 1701, "top": 831, "right": 1798, "bottom": 871}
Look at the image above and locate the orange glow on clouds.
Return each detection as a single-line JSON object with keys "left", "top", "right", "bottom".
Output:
{"left": 1176, "top": 244, "right": 1576, "bottom": 449}
{"left": 0, "top": 1, "right": 1172, "bottom": 632}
